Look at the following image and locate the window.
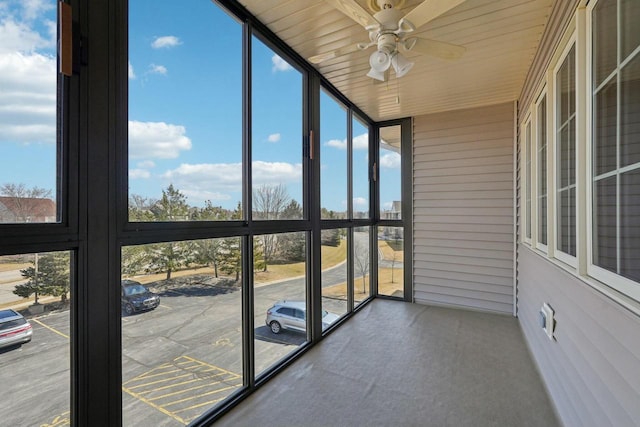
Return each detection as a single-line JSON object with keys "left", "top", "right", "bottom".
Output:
{"left": 128, "top": 1, "right": 243, "bottom": 222}
{"left": 590, "top": 0, "right": 640, "bottom": 292}
{"left": 251, "top": 38, "right": 304, "bottom": 220}
{"left": 0, "top": 1, "right": 59, "bottom": 223}
{"left": 556, "top": 44, "right": 576, "bottom": 259}
{"left": 320, "top": 89, "right": 347, "bottom": 219}
{"left": 352, "top": 116, "right": 370, "bottom": 219}
{"left": 0, "top": 251, "right": 72, "bottom": 426}
{"left": 121, "top": 239, "right": 243, "bottom": 425}
{"left": 537, "top": 95, "right": 548, "bottom": 247}
{"left": 378, "top": 121, "right": 409, "bottom": 299}
{"left": 524, "top": 120, "right": 533, "bottom": 242}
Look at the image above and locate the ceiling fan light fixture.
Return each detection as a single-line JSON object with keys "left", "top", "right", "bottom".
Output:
{"left": 367, "top": 67, "right": 387, "bottom": 81}
{"left": 369, "top": 50, "right": 391, "bottom": 72}
{"left": 391, "top": 52, "right": 414, "bottom": 77}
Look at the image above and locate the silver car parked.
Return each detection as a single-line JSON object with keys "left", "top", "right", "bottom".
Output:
{"left": 265, "top": 300, "right": 339, "bottom": 334}
{"left": 0, "top": 309, "right": 33, "bottom": 349}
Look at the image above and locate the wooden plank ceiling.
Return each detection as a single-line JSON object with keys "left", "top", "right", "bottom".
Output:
{"left": 238, "top": 0, "right": 553, "bottom": 122}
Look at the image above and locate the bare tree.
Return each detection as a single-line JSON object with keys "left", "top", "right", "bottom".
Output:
{"left": 253, "top": 184, "right": 290, "bottom": 271}
{"left": 252, "top": 184, "right": 290, "bottom": 220}
{"left": 353, "top": 237, "right": 370, "bottom": 293}
{"left": 0, "top": 183, "right": 53, "bottom": 222}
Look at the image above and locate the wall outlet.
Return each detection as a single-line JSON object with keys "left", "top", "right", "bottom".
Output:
{"left": 539, "top": 303, "right": 555, "bottom": 340}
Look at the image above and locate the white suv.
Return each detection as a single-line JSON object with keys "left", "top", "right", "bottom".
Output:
{"left": 0, "top": 309, "right": 33, "bottom": 350}
{"left": 265, "top": 300, "right": 339, "bottom": 334}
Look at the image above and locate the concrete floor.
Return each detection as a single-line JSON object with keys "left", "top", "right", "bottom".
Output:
{"left": 216, "top": 299, "right": 559, "bottom": 426}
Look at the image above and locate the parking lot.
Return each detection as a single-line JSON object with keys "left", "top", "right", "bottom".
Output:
{"left": 0, "top": 271, "right": 347, "bottom": 426}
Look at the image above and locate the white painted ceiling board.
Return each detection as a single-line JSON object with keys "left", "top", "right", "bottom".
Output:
{"left": 239, "top": 0, "right": 553, "bottom": 121}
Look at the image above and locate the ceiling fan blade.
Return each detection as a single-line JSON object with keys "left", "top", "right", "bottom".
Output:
{"left": 323, "top": 0, "right": 379, "bottom": 28}
{"left": 402, "top": 0, "right": 467, "bottom": 30}
{"left": 404, "top": 38, "right": 466, "bottom": 60}
{"left": 308, "top": 44, "right": 361, "bottom": 64}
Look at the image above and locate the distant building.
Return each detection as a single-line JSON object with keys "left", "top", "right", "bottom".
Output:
{"left": 0, "top": 197, "right": 56, "bottom": 223}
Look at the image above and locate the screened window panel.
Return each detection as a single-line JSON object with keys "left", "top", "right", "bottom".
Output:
{"left": 538, "top": 97, "right": 548, "bottom": 245}
{"left": 595, "top": 79, "right": 618, "bottom": 175}
{"left": 593, "top": 0, "right": 617, "bottom": 87}
{"left": 594, "top": 177, "right": 617, "bottom": 272}
{"left": 557, "top": 45, "right": 576, "bottom": 256}
{"left": 621, "top": 0, "right": 640, "bottom": 60}
{"left": 621, "top": 54, "right": 640, "bottom": 168}
{"left": 620, "top": 169, "right": 640, "bottom": 282}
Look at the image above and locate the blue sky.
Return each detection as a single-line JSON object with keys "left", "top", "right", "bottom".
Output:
{"left": 1, "top": 0, "right": 401, "bottom": 213}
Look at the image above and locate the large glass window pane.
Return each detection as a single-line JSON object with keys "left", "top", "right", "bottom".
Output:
{"left": 0, "top": 251, "right": 71, "bottom": 425}
{"left": 254, "top": 232, "right": 307, "bottom": 376}
{"left": 378, "top": 226, "right": 404, "bottom": 298}
{"left": 620, "top": 169, "right": 640, "bottom": 282}
{"left": 593, "top": 0, "right": 617, "bottom": 87}
{"left": 320, "top": 90, "right": 347, "bottom": 219}
{"left": 121, "top": 239, "right": 243, "bottom": 425}
{"left": 128, "top": 2, "right": 243, "bottom": 222}
{"left": 538, "top": 97, "right": 548, "bottom": 245}
{"left": 352, "top": 117, "right": 370, "bottom": 219}
{"left": 0, "top": 1, "right": 58, "bottom": 224}
{"left": 251, "top": 38, "right": 303, "bottom": 220}
{"left": 321, "top": 228, "right": 347, "bottom": 320}
{"left": 353, "top": 227, "right": 371, "bottom": 305}
{"left": 379, "top": 126, "right": 402, "bottom": 220}
{"left": 621, "top": 54, "right": 640, "bottom": 168}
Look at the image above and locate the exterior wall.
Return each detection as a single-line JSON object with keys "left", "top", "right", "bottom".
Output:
{"left": 518, "top": 248, "right": 640, "bottom": 426}
{"left": 413, "top": 102, "right": 515, "bottom": 314}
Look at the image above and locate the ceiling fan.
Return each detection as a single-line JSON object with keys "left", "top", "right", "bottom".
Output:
{"left": 309, "top": 0, "right": 468, "bottom": 81}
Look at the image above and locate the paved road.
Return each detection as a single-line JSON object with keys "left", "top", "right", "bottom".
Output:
{"left": 0, "top": 275, "right": 349, "bottom": 427}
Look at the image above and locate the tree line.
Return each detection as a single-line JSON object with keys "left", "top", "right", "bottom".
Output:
{"left": 11, "top": 183, "right": 345, "bottom": 304}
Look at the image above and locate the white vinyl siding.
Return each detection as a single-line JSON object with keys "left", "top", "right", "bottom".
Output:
{"left": 518, "top": 249, "right": 640, "bottom": 426}
{"left": 413, "top": 103, "right": 514, "bottom": 314}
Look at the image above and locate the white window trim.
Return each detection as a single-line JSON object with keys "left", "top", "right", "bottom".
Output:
{"left": 551, "top": 33, "right": 579, "bottom": 269}
{"left": 520, "top": 111, "right": 533, "bottom": 245}
{"left": 535, "top": 88, "right": 549, "bottom": 253}
{"left": 585, "top": 0, "right": 640, "bottom": 303}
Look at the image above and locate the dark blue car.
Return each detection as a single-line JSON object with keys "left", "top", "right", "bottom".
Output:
{"left": 121, "top": 280, "right": 160, "bottom": 315}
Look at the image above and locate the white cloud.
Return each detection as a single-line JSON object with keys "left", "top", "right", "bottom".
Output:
{"left": 151, "top": 36, "right": 182, "bottom": 49}
{"left": 0, "top": 16, "right": 54, "bottom": 54}
{"left": 353, "top": 133, "right": 369, "bottom": 150}
{"left": 325, "top": 132, "right": 369, "bottom": 150}
{"left": 267, "top": 133, "right": 281, "bottom": 143}
{"left": 252, "top": 161, "right": 302, "bottom": 184}
{"left": 128, "top": 121, "right": 192, "bottom": 159}
{"left": 22, "top": 0, "right": 54, "bottom": 22}
{"left": 128, "top": 61, "right": 136, "bottom": 79}
{"left": 148, "top": 63, "right": 167, "bottom": 75}
{"left": 382, "top": 201, "right": 393, "bottom": 210}
{"left": 136, "top": 160, "right": 156, "bottom": 169}
{"left": 380, "top": 151, "right": 401, "bottom": 169}
{"left": 272, "top": 54, "right": 293, "bottom": 72}
{"left": 353, "top": 197, "right": 368, "bottom": 206}
{"left": 161, "top": 160, "right": 301, "bottom": 203}
{"left": 129, "top": 169, "right": 151, "bottom": 179}
{"left": 0, "top": 51, "right": 56, "bottom": 144}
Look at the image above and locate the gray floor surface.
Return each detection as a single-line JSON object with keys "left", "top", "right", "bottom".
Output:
{"left": 216, "top": 299, "right": 559, "bottom": 427}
